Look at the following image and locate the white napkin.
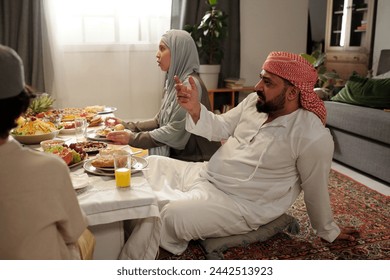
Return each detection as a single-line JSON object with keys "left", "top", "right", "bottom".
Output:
{"left": 70, "top": 173, "right": 90, "bottom": 190}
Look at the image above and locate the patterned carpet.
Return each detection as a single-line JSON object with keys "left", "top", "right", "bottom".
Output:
{"left": 166, "top": 169, "right": 390, "bottom": 260}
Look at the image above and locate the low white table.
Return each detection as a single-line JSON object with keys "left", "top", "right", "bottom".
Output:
{"left": 32, "top": 125, "right": 159, "bottom": 259}
{"left": 58, "top": 126, "right": 159, "bottom": 260}
{"left": 75, "top": 170, "right": 159, "bottom": 259}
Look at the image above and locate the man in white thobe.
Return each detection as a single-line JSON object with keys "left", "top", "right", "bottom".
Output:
{"left": 140, "top": 51, "right": 358, "bottom": 257}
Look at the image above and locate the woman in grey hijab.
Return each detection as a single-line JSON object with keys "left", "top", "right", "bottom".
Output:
{"left": 106, "top": 29, "right": 220, "bottom": 162}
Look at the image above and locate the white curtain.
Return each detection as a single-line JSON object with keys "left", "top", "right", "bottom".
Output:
{"left": 42, "top": 0, "right": 171, "bottom": 121}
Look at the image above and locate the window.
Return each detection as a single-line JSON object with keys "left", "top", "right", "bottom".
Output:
{"left": 49, "top": 0, "right": 172, "bottom": 45}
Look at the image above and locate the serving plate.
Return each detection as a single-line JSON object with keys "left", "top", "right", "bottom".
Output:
{"left": 86, "top": 131, "right": 111, "bottom": 141}
{"left": 97, "top": 106, "right": 117, "bottom": 114}
{"left": 11, "top": 130, "right": 60, "bottom": 145}
{"left": 60, "top": 128, "right": 76, "bottom": 135}
{"left": 69, "top": 141, "right": 108, "bottom": 154}
{"left": 68, "top": 159, "right": 87, "bottom": 169}
{"left": 83, "top": 156, "right": 148, "bottom": 176}
{"left": 94, "top": 165, "right": 115, "bottom": 172}
{"left": 93, "top": 156, "right": 138, "bottom": 171}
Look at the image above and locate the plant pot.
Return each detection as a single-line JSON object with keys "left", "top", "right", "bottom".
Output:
{"left": 199, "top": 65, "right": 221, "bottom": 90}
{"left": 314, "top": 87, "right": 332, "bottom": 101}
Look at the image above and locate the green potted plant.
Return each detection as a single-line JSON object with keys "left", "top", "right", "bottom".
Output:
{"left": 184, "top": 0, "right": 228, "bottom": 89}
{"left": 301, "top": 50, "right": 343, "bottom": 100}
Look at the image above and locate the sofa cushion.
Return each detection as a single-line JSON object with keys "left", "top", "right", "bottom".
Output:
{"left": 199, "top": 214, "right": 299, "bottom": 259}
{"left": 330, "top": 128, "right": 390, "bottom": 183}
{"left": 325, "top": 101, "right": 390, "bottom": 145}
{"left": 331, "top": 75, "right": 390, "bottom": 109}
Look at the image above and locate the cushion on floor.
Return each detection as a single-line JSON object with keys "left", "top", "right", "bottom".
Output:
{"left": 199, "top": 213, "right": 299, "bottom": 259}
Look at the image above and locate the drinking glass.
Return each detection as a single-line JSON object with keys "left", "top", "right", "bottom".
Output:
{"left": 74, "top": 117, "right": 87, "bottom": 142}
{"left": 114, "top": 152, "right": 132, "bottom": 188}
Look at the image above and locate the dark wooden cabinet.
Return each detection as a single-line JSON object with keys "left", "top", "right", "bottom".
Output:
{"left": 325, "top": 0, "right": 377, "bottom": 79}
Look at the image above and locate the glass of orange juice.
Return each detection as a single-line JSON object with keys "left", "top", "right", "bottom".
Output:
{"left": 114, "top": 152, "right": 131, "bottom": 188}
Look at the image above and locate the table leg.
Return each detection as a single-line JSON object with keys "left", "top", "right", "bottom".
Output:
{"left": 89, "top": 222, "right": 125, "bottom": 260}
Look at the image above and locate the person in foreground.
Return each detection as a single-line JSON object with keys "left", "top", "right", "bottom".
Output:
{"left": 0, "top": 45, "right": 87, "bottom": 259}
{"left": 140, "top": 51, "right": 358, "bottom": 256}
{"left": 105, "top": 29, "right": 220, "bottom": 162}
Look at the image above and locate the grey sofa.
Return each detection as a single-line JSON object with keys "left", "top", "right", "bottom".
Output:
{"left": 324, "top": 101, "right": 390, "bottom": 184}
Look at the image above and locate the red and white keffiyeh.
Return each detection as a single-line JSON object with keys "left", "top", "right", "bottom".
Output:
{"left": 262, "top": 51, "right": 326, "bottom": 125}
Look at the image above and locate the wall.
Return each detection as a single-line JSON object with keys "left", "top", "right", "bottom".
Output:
{"left": 309, "top": 0, "right": 327, "bottom": 43}
{"left": 240, "top": 0, "right": 309, "bottom": 86}
{"left": 57, "top": 48, "right": 165, "bottom": 121}
{"left": 372, "top": 0, "right": 390, "bottom": 75}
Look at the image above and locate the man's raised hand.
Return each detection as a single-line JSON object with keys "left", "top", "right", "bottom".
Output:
{"left": 174, "top": 75, "right": 201, "bottom": 123}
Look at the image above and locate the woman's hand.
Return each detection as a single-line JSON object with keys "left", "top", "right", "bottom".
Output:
{"left": 106, "top": 130, "right": 134, "bottom": 145}
{"left": 174, "top": 75, "right": 201, "bottom": 123}
{"left": 104, "top": 117, "right": 122, "bottom": 126}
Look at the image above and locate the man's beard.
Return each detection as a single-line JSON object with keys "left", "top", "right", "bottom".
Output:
{"left": 256, "top": 88, "right": 287, "bottom": 113}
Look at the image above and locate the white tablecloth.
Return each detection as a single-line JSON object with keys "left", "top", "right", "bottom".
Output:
{"left": 34, "top": 126, "right": 161, "bottom": 259}
{"left": 76, "top": 174, "right": 159, "bottom": 225}
{"left": 67, "top": 163, "right": 160, "bottom": 259}
{"left": 70, "top": 168, "right": 160, "bottom": 260}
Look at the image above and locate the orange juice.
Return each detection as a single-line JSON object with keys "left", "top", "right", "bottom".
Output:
{"left": 115, "top": 167, "right": 131, "bottom": 187}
